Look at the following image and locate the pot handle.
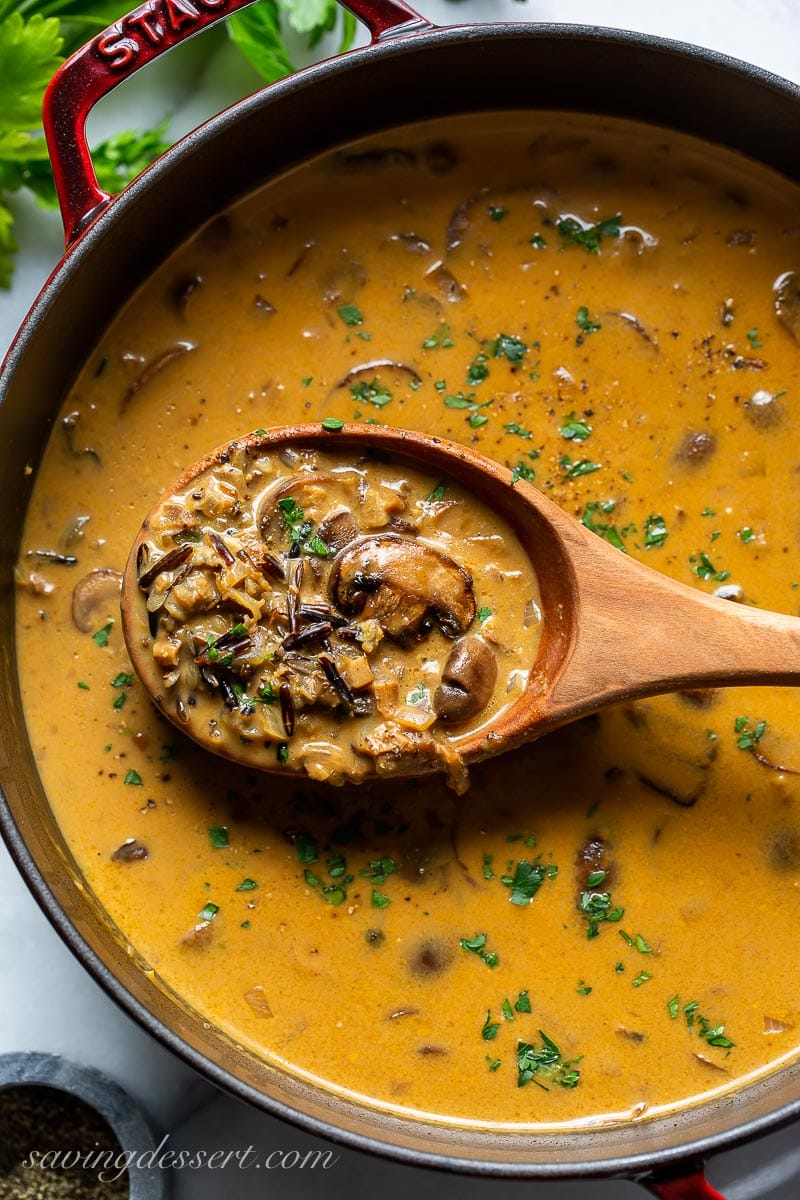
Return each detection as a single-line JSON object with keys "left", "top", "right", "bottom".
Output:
{"left": 643, "top": 1167, "right": 727, "bottom": 1200}
{"left": 42, "top": 0, "right": 431, "bottom": 247}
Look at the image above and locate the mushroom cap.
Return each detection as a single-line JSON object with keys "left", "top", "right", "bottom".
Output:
{"left": 329, "top": 533, "right": 476, "bottom": 643}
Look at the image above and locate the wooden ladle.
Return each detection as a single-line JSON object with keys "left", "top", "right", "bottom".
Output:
{"left": 121, "top": 423, "right": 800, "bottom": 782}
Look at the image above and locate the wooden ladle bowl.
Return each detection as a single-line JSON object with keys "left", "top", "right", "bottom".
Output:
{"left": 121, "top": 423, "right": 800, "bottom": 781}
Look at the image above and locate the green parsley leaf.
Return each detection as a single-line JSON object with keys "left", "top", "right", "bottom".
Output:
{"left": 236, "top": 878, "right": 257, "bottom": 891}
{"left": 486, "top": 1056, "right": 502, "bottom": 1071}
{"left": 530, "top": 233, "right": 547, "bottom": 249}
{"left": 277, "top": 496, "right": 330, "bottom": 557}
{"left": 746, "top": 328, "right": 763, "bottom": 349}
{"left": 517, "top": 1031, "right": 582, "bottom": 1089}
{"left": 482, "top": 852, "right": 495, "bottom": 880}
{"left": 578, "top": 889, "right": 624, "bottom": 938}
{"left": 577, "top": 981, "right": 592, "bottom": 995}
{"left": 295, "top": 835, "right": 318, "bottom": 865}
{"left": 482, "top": 1010, "right": 501, "bottom": 1040}
{"left": 632, "top": 971, "right": 652, "bottom": 988}
{"left": 504, "top": 422, "right": 533, "bottom": 439}
{"left": 644, "top": 514, "right": 668, "bottom": 549}
{"left": 123, "top": 769, "right": 142, "bottom": 786}
{"left": 511, "top": 461, "right": 536, "bottom": 484}
{"left": 460, "top": 932, "right": 499, "bottom": 968}
{"left": 667, "top": 995, "right": 680, "bottom": 1019}
{"left": 575, "top": 306, "right": 601, "bottom": 335}
{"left": 559, "top": 412, "right": 592, "bottom": 441}
{"left": 92, "top": 621, "right": 114, "bottom": 648}
{"left": 425, "top": 481, "right": 447, "bottom": 502}
{"left": 514, "top": 990, "right": 532, "bottom": 1014}
{"left": 321, "top": 417, "right": 344, "bottom": 431}
{"left": 198, "top": 902, "right": 219, "bottom": 921}
{"left": 690, "top": 551, "right": 729, "bottom": 583}
{"left": 350, "top": 378, "right": 393, "bottom": 408}
{"left": 557, "top": 213, "right": 621, "bottom": 254}
{"left": 337, "top": 303, "right": 363, "bottom": 326}
{"left": 560, "top": 455, "right": 601, "bottom": 479}
{"left": 501, "top": 859, "right": 553, "bottom": 906}
{"left": 491, "top": 333, "right": 528, "bottom": 363}
{"left": 734, "top": 716, "right": 767, "bottom": 751}
{"left": 209, "top": 826, "right": 229, "bottom": 850}
{"left": 371, "top": 889, "right": 391, "bottom": 909}
{"left": 488, "top": 205, "right": 508, "bottom": 221}
{"left": 77, "top": 681, "right": 89, "bottom": 690}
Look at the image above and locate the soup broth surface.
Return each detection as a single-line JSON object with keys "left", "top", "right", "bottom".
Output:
{"left": 15, "top": 112, "right": 800, "bottom": 1129}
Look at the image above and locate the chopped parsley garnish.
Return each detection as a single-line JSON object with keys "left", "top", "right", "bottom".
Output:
{"left": 482, "top": 853, "right": 495, "bottom": 880}
{"left": 350, "top": 378, "right": 393, "bottom": 408}
{"left": 198, "top": 902, "right": 219, "bottom": 921}
{"left": 511, "top": 461, "right": 536, "bottom": 484}
{"left": 482, "top": 1011, "right": 501, "bottom": 1041}
{"left": 501, "top": 858, "right": 557, "bottom": 906}
{"left": 360, "top": 856, "right": 397, "bottom": 885}
{"left": 460, "top": 932, "right": 499, "bottom": 968}
{"left": 444, "top": 392, "right": 493, "bottom": 428}
{"left": 488, "top": 205, "right": 508, "bottom": 221}
{"left": 559, "top": 413, "right": 592, "bottom": 441}
{"left": 490, "top": 333, "right": 528, "bottom": 363}
{"left": 371, "top": 889, "right": 391, "bottom": 909}
{"left": 734, "top": 715, "right": 766, "bottom": 751}
{"left": 277, "top": 497, "right": 330, "bottom": 557}
{"left": 632, "top": 971, "right": 652, "bottom": 988}
{"left": 746, "top": 328, "right": 763, "bottom": 348}
{"left": 738, "top": 526, "right": 755, "bottom": 543}
{"left": 504, "top": 422, "right": 533, "bottom": 439}
{"left": 560, "top": 455, "right": 601, "bottom": 479}
{"left": 476, "top": 606, "right": 492, "bottom": 623}
{"left": 337, "top": 304, "right": 363, "bottom": 326}
{"left": 208, "top": 826, "right": 229, "bottom": 849}
{"left": 407, "top": 682, "right": 426, "bottom": 704}
{"left": 578, "top": 889, "right": 624, "bottom": 938}
{"left": 575, "top": 306, "right": 601, "bottom": 335}
{"left": 619, "top": 931, "right": 653, "bottom": 954}
{"left": 92, "top": 621, "right": 114, "bottom": 648}
{"left": 670, "top": 996, "right": 735, "bottom": 1049}
{"left": 295, "top": 835, "right": 318, "bottom": 865}
{"left": 111, "top": 672, "right": 134, "bottom": 688}
{"left": 502, "top": 999, "right": 514, "bottom": 1021}
{"left": 321, "top": 417, "right": 344, "bottom": 431}
{"left": 577, "top": 981, "right": 592, "bottom": 995}
{"left": 486, "top": 1057, "right": 502, "bottom": 1071}
{"left": 425, "top": 481, "right": 447, "bottom": 502}
{"left": 517, "top": 1032, "right": 581, "bottom": 1089}
{"left": 690, "top": 551, "right": 729, "bottom": 583}
{"left": 123, "top": 769, "right": 142, "bottom": 786}
{"left": 586, "top": 869, "right": 606, "bottom": 887}
{"left": 467, "top": 354, "right": 489, "bottom": 385}
{"left": 557, "top": 213, "right": 621, "bottom": 254}
{"left": 530, "top": 233, "right": 547, "bottom": 249}
{"left": 514, "top": 990, "right": 532, "bottom": 1014}
{"left": 304, "top": 853, "right": 354, "bottom": 906}
{"left": 643, "top": 514, "right": 668, "bottom": 549}
{"left": 581, "top": 501, "right": 629, "bottom": 552}
{"left": 77, "top": 681, "right": 89, "bottom": 690}
{"left": 236, "top": 878, "right": 257, "bottom": 892}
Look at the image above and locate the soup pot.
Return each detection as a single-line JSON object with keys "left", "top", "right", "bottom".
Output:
{"left": 2, "top": 1, "right": 800, "bottom": 1196}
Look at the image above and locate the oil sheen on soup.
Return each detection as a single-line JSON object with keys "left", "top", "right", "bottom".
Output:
{"left": 15, "top": 112, "right": 800, "bottom": 1129}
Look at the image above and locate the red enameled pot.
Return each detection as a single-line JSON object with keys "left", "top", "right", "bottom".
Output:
{"left": 2, "top": 2, "right": 800, "bottom": 1195}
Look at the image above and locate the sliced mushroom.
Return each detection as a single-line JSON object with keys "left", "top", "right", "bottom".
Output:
{"left": 72, "top": 568, "right": 123, "bottom": 633}
{"left": 433, "top": 636, "right": 497, "bottom": 722}
{"left": 120, "top": 342, "right": 196, "bottom": 412}
{"left": 318, "top": 509, "right": 359, "bottom": 552}
{"left": 330, "top": 534, "right": 476, "bottom": 642}
{"left": 111, "top": 839, "right": 149, "bottom": 863}
{"left": 675, "top": 430, "right": 716, "bottom": 465}
{"left": 744, "top": 389, "right": 783, "bottom": 428}
{"left": 774, "top": 270, "right": 800, "bottom": 341}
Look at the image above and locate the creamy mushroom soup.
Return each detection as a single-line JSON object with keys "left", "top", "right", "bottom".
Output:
{"left": 14, "top": 111, "right": 800, "bottom": 1128}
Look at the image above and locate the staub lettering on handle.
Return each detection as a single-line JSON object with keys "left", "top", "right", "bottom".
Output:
{"left": 96, "top": 0, "right": 229, "bottom": 70}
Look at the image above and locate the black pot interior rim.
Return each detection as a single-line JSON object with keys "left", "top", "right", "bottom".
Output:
{"left": 4, "top": 16, "right": 800, "bottom": 1181}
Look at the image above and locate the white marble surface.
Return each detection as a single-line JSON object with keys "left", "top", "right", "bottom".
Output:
{"left": 2, "top": 1, "right": 800, "bottom": 1197}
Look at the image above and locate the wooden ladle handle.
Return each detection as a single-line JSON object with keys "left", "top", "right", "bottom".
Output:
{"left": 513, "top": 478, "right": 800, "bottom": 737}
